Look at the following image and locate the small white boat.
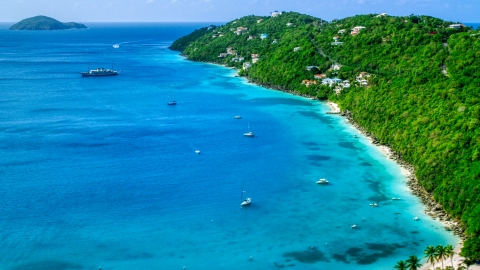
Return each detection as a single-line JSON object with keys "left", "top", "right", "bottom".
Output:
{"left": 241, "top": 198, "right": 251, "bottom": 206}
{"left": 369, "top": 203, "right": 378, "bottom": 207}
{"left": 195, "top": 150, "right": 200, "bottom": 154}
{"left": 316, "top": 178, "right": 329, "bottom": 184}
{"left": 351, "top": 224, "right": 357, "bottom": 228}
{"left": 244, "top": 122, "right": 254, "bottom": 137}
{"left": 392, "top": 197, "right": 401, "bottom": 200}
{"left": 113, "top": 44, "right": 120, "bottom": 49}
{"left": 234, "top": 115, "right": 242, "bottom": 119}
{"left": 413, "top": 217, "right": 419, "bottom": 221}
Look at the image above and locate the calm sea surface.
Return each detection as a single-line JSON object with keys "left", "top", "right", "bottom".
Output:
{"left": 0, "top": 23, "right": 458, "bottom": 270}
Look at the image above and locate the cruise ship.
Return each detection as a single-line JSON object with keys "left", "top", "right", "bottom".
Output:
{"left": 80, "top": 65, "right": 118, "bottom": 77}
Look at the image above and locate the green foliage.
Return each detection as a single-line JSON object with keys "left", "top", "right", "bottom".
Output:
{"left": 9, "top": 15, "right": 87, "bottom": 30}
{"left": 171, "top": 12, "right": 480, "bottom": 257}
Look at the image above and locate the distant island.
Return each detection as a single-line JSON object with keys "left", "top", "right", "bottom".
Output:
{"left": 9, "top": 16, "right": 87, "bottom": 30}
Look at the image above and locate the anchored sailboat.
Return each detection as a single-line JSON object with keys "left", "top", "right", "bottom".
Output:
{"left": 243, "top": 122, "right": 254, "bottom": 137}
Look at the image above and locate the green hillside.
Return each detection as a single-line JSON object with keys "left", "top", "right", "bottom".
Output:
{"left": 170, "top": 12, "right": 480, "bottom": 258}
{"left": 9, "top": 15, "right": 87, "bottom": 30}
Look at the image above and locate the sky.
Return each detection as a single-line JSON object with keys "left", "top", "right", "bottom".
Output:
{"left": 1, "top": 0, "right": 479, "bottom": 23}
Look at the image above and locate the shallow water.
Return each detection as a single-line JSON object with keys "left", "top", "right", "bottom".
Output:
{"left": 0, "top": 23, "right": 458, "bottom": 270}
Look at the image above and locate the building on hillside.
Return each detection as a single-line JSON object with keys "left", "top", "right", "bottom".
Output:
{"left": 449, "top": 24, "right": 465, "bottom": 29}
{"left": 322, "top": 78, "right": 343, "bottom": 87}
{"left": 251, "top": 54, "right": 260, "bottom": 63}
{"left": 351, "top": 26, "right": 366, "bottom": 35}
{"left": 248, "top": 35, "right": 254, "bottom": 40}
{"left": 257, "top": 19, "right": 263, "bottom": 23}
{"left": 218, "top": 53, "right": 228, "bottom": 58}
{"left": 314, "top": 74, "right": 327, "bottom": 79}
{"left": 271, "top": 11, "right": 282, "bottom": 17}
{"left": 332, "top": 63, "right": 342, "bottom": 71}
{"left": 376, "top": 13, "right": 388, "bottom": 17}
{"left": 260, "top": 34, "right": 268, "bottom": 40}
{"left": 306, "top": 66, "right": 318, "bottom": 71}
{"left": 243, "top": 62, "right": 252, "bottom": 70}
{"left": 272, "top": 39, "right": 278, "bottom": 44}
{"left": 234, "top": 27, "right": 248, "bottom": 35}
{"left": 286, "top": 23, "right": 293, "bottom": 27}
{"left": 294, "top": 47, "right": 301, "bottom": 52}
{"left": 338, "top": 29, "right": 346, "bottom": 34}
{"left": 301, "top": 80, "right": 317, "bottom": 87}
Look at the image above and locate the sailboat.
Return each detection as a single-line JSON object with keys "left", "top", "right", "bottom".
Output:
{"left": 167, "top": 91, "right": 176, "bottom": 105}
{"left": 243, "top": 122, "right": 254, "bottom": 137}
{"left": 240, "top": 182, "right": 251, "bottom": 206}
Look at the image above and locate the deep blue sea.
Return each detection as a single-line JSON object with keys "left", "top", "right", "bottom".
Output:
{"left": 0, "top": 23, "right": 458, "bottom": 270}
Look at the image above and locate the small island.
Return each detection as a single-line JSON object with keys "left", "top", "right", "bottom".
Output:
{"left": 9, "top": 15, "right": 87, "bottom": 30}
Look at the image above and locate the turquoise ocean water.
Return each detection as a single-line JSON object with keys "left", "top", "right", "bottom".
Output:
{"left": 0, "top": 23, "right": 459, "bottom": 270}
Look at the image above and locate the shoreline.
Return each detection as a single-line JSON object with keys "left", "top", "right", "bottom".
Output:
{"left": 178, "top": 53, "right": 467, "bottom": 266}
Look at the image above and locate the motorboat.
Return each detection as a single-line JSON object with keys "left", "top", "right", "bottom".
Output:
{"left": 234, "top": 115, "right": 242, "bottom": 119}
{"left": 80, "top": 64, "right": 118, "bottom": 77}
{"left": 369, "top": 203, "right": 378, "bottom": 207}
{"left": 316, "top": 178, "right": 329, "bottom": 184}
{"left": 413, "top": 217, "right": 419, "bottom": 221}
{"left": 392, "top": 197, "right": 401, "bottom": 200}
{"left": 351, "top": 224, "right": 357, "bottom": 228}
{"left": 195, "top": 150, "right": 200, "bottom": 154}
{"left": 241, "top": 198, "right": 251, "bottom": 206}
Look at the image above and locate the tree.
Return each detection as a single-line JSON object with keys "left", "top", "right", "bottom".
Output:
{"left": 424, "top": 245, "right": 437, "bottom": 269}
{"left": 406, "top": 255, "right": 423, "bottom": 270}
{"left": 435, "top": 244, "right": 448, "bottom": 269}
{"left": 444, "top": 244, "right": 455, "bottom": 268}
{"left": 394, "top": 260, "right": 408, "bottom": 270}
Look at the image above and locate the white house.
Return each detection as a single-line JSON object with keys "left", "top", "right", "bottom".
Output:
{"left": 271, "top": 11, "right": 282, "bottom": 17}
{"left": 294, "top": 47, "right": 301, "bottom": 52}
{"left": 260, "top": 33, "right": 268, "bottom": 40}
{"left": 338, "top": 29, "right": 346, "bottom": 34}
{"left": 243, "top": 62, "right": 252, "bottom": 70}
{"left": 332, "top": 63, "right": 342, "bottom": 71}
{"left": 286, "top": 23, "right": 293, "bottom": 27}
{"left": 322, "top": 78, "right": 343, "bottom": 87}
{"left": 351, "top": 26, "right": 366, "bottom": 35}
{"left": 376, "top": 13, "right": 387, "bottom": 17}
{"left": 449, "top": 24, "right": 464, "bottom": 29}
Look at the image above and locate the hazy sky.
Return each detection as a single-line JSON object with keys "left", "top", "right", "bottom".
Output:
{"left": 2, "top": 0, "right": 479, "bottom": 23}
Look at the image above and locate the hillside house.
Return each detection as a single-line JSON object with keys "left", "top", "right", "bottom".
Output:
{"left": 356, "top": 72, "right": 371, "bottom": 86}
{"left": 286, "top": 23, "right": 293, "bottom": 27}
{"left": 294, "top": 47, "right": 301, "bottom": 52}
{"left": 248, "top": 35, "right": 254, "bottom": 40}
{"left": 218, "top": 53, "right": 228, "bottom": 58}
{"left": 234, "top": 27, "right": 248, "bottom": 35}
{"left": 260, "top": 34, "right": 268, "bottom": 40}
{"left": 351, "top": 26, "right": 366, "bottom": 35}
{"left": 314, "top": 74, "right": 327, "bottom": 79}
{"left": 376, "top": 13, "right": 387, "bottom": 17}
{"left": 306, "top": 66, "right": 318, "bottom": 71}
{"left": 272, "top": 39, "right": 278, "bottom": 44}
{"left": 243, "top": 62, "right": 252, "bottom": 70}
{"left": 301, "top": 80, "right": 317, "bottom": 87}
{"left": 332, "top": 63, "right": 342, "bottom": 71}
{"left": 226, "top": 47, "right": 237, "bottom": 55}
{"left": 449, "top": 24, "right": 464, "bottom": 29}
{"left": 257, "top": 19, "right": 263, "bottom": 23}
{"left": 338, "top": 29, "right": 346, "bottom": 34}
{"left": 251, "top": 54, "right": 259, "bottom": 63}
{"left": 322, "top": 78, "right": 343, "bottom": 87}
{"left": 271, "top": 11, "right": 282, "bottom": 17}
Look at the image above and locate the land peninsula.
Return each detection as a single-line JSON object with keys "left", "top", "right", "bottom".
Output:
{"left": 9, "top": 16, "right": 87, "bottom": 30}
{"left": 170, "top": 12, "right": 480, "bottom": 262}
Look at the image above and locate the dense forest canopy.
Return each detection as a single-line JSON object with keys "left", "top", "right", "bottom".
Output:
{"left": 170, "top": 12, "right": 480, "bottom": 258}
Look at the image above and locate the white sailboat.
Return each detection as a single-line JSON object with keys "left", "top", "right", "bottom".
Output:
{"left": 167, "top": 91, "right": 176, "bottom": 105}
{"left": 240, "top": 182, "right": 251, "bottom": 206}
{"left": 243, "top": 122, "right": 254, "bottom": 137}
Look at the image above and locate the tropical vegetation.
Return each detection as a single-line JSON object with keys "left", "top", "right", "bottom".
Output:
{"left": 170, "top": 12, "right": 480, "bottom": 259}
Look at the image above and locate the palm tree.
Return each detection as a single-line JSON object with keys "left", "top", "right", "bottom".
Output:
{"left": 394, "top": 260, "right": 408, "bottom": 270}
{"left": 406, "top": 255, "right": 422, "bottom": 270}
{"left": 444, "top": 244, "right": 454, "bottom": 268}
{"left": 424, "top": 245, "right": 437, "bottom": 269}
{"left": 435, "top": 244, "right": 448, "bottom": 269}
